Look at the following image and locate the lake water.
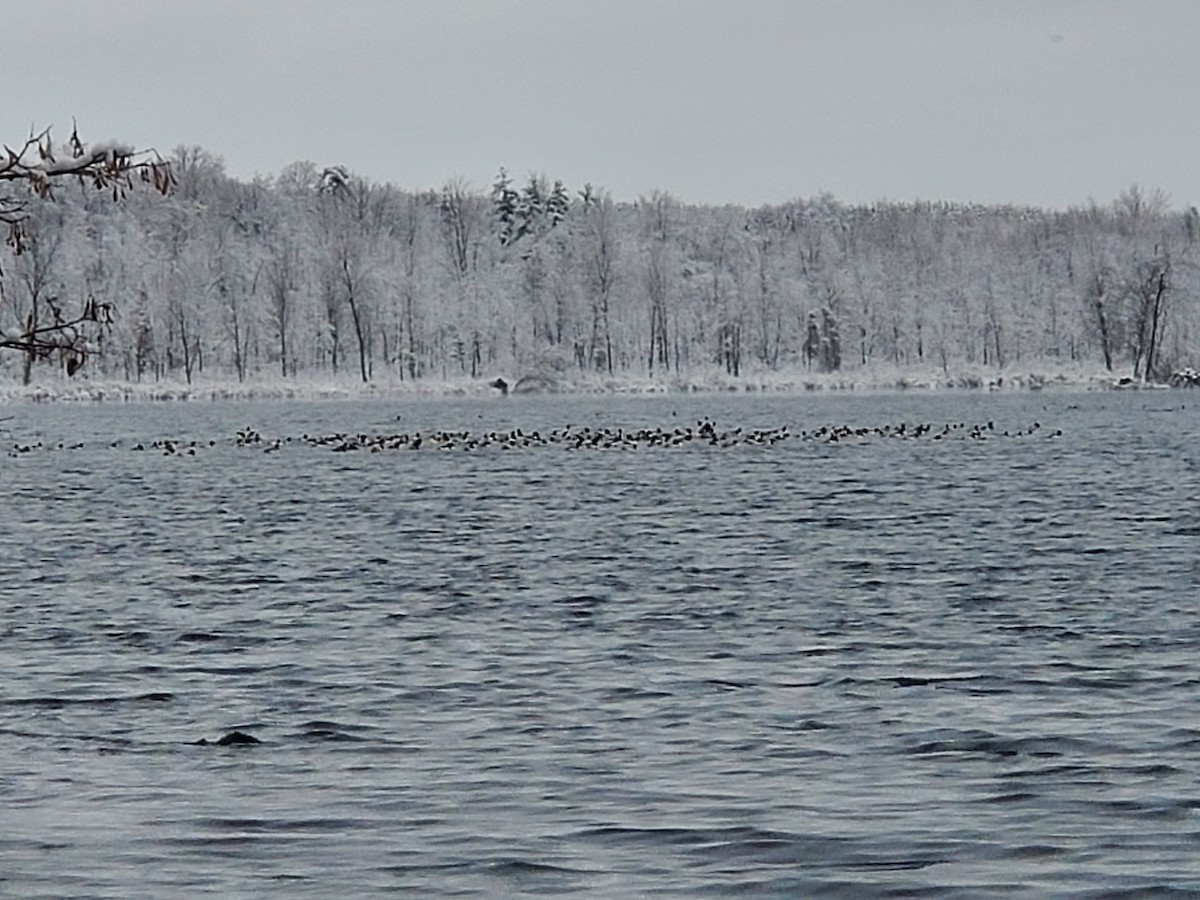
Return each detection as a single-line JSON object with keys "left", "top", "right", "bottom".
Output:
{"left": 1, "top": 389, "right": 1198, "bottom": 897}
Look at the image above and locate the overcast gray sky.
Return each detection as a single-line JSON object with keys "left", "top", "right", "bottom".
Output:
{"left": 3, "top": 0, "right": 1196, "bottom": 209}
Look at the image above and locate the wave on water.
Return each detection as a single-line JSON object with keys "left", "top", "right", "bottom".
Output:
{"left": 3, "top": 392, "right": 1200, "bottom": 897}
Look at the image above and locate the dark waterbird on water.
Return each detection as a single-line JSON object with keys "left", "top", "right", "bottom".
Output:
{"left": 195, "top": 730, "right": 261, "bottom": 746}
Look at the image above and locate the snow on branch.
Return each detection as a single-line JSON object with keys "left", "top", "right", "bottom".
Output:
{"left": 1, "top": 123, "right": 173, "bottom": 377}
{"left": 0, "top": 294, "right": 112, "bottom": 370}
{"left": 0, "top": 123, "right": 175, "bottom": 227}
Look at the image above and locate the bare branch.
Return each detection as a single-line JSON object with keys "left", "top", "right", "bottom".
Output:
{"left": 1, "top": 125, "right": 172, "bottom": 375}
{"left": 0, "top": 295, "right": 111, "bottom": 361}
{"left": 0, "top": 124, "right": 175, "bottom": 225}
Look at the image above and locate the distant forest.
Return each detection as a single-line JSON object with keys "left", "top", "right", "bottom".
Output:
{"left": 3, "top": 145, "right": 1198, "bottom": 386}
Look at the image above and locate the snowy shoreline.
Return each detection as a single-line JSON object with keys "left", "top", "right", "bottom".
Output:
{"left": 0, "top": 362, "right": 1148, "bottom": 406}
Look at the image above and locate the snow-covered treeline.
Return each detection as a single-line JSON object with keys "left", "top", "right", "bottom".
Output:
{"left": 2, "top": 146, "right": 1197, "bottom": 387}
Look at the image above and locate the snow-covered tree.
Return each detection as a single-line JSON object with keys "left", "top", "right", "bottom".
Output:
{"left": 3, "top": 130, "right": 1197, "bottom": 388}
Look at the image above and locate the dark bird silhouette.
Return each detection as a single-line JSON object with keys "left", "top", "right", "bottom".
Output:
{"left": 196, "top": 730, "right": 261, "bottom": 746}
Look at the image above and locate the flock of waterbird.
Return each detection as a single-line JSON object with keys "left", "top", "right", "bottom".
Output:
{"left": 5, "top": 417, "right": 1060, "bottom": 457}
{"left": 275, "top": 419, "right": 1061, "bottom": 454}
{"left": 233, "top": 418, "right": 1056, "bottom": 455}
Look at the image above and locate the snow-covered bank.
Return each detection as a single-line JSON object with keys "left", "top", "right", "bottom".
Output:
{"left": 0, "top": 361, "right": 1159, "bottom": 405}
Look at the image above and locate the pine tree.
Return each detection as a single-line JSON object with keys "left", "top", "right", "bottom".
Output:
{"left": 490, "top": 168, "right": 519, "bottom": 246}
{"left": 547, "top": 179, "right": 570, "bottom": 227}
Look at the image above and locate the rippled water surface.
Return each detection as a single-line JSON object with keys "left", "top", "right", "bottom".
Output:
{"left": 2, "top": 390, "right": 1199, "bottom": 897}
